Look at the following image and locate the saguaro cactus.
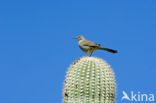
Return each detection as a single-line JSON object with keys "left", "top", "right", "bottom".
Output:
{"left": 63, "top": 56, "right": 116, "bottom": 103}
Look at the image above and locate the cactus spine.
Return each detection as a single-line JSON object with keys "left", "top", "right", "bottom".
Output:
{"left": 63, "top": 56, "right": 116, "bottom": 103}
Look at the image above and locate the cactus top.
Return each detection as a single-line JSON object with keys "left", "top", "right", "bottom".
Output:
{"left": 63, "top": 56, "right": 116, "bottom": 103}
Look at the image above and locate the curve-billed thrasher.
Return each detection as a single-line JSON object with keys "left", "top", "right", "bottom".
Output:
{"left": 74, "top": 35, "right": 117, "bottom": 56}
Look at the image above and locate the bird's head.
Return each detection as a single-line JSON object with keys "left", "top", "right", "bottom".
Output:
{"left": 73, "top": 35, "right": 85, "bottom": 41}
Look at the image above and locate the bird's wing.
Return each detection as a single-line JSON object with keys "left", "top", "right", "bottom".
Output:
{"left": 82, "top": 40, "right": 100, "bottom": 47}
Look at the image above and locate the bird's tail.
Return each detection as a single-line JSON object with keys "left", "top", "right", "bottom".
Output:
{"left": 98, "top": 47, "right": 118, "bottom": 53}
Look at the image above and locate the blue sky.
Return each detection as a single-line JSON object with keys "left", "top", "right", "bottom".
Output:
{"left": 0, "top": 0, "right": 156, "bottom": 103}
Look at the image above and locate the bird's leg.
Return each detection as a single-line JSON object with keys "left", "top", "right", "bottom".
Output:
{"left": 89, "top": 51, "right": 94, "bottom": 57}
{"left": 89, "top": 53, "right": 92, "bottom": 57}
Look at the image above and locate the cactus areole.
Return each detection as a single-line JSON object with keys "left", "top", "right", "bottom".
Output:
{"left": 63, "top": 56, "right": 116, "bottom": 103}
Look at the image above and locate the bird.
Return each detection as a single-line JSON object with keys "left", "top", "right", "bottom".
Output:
{"left": 74, "top": 35, "right": 117, "bottom": 56}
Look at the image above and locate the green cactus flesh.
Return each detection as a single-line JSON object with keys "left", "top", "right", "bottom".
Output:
{"left": 63, "top": 56, "right": 116, "bottom": 103}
